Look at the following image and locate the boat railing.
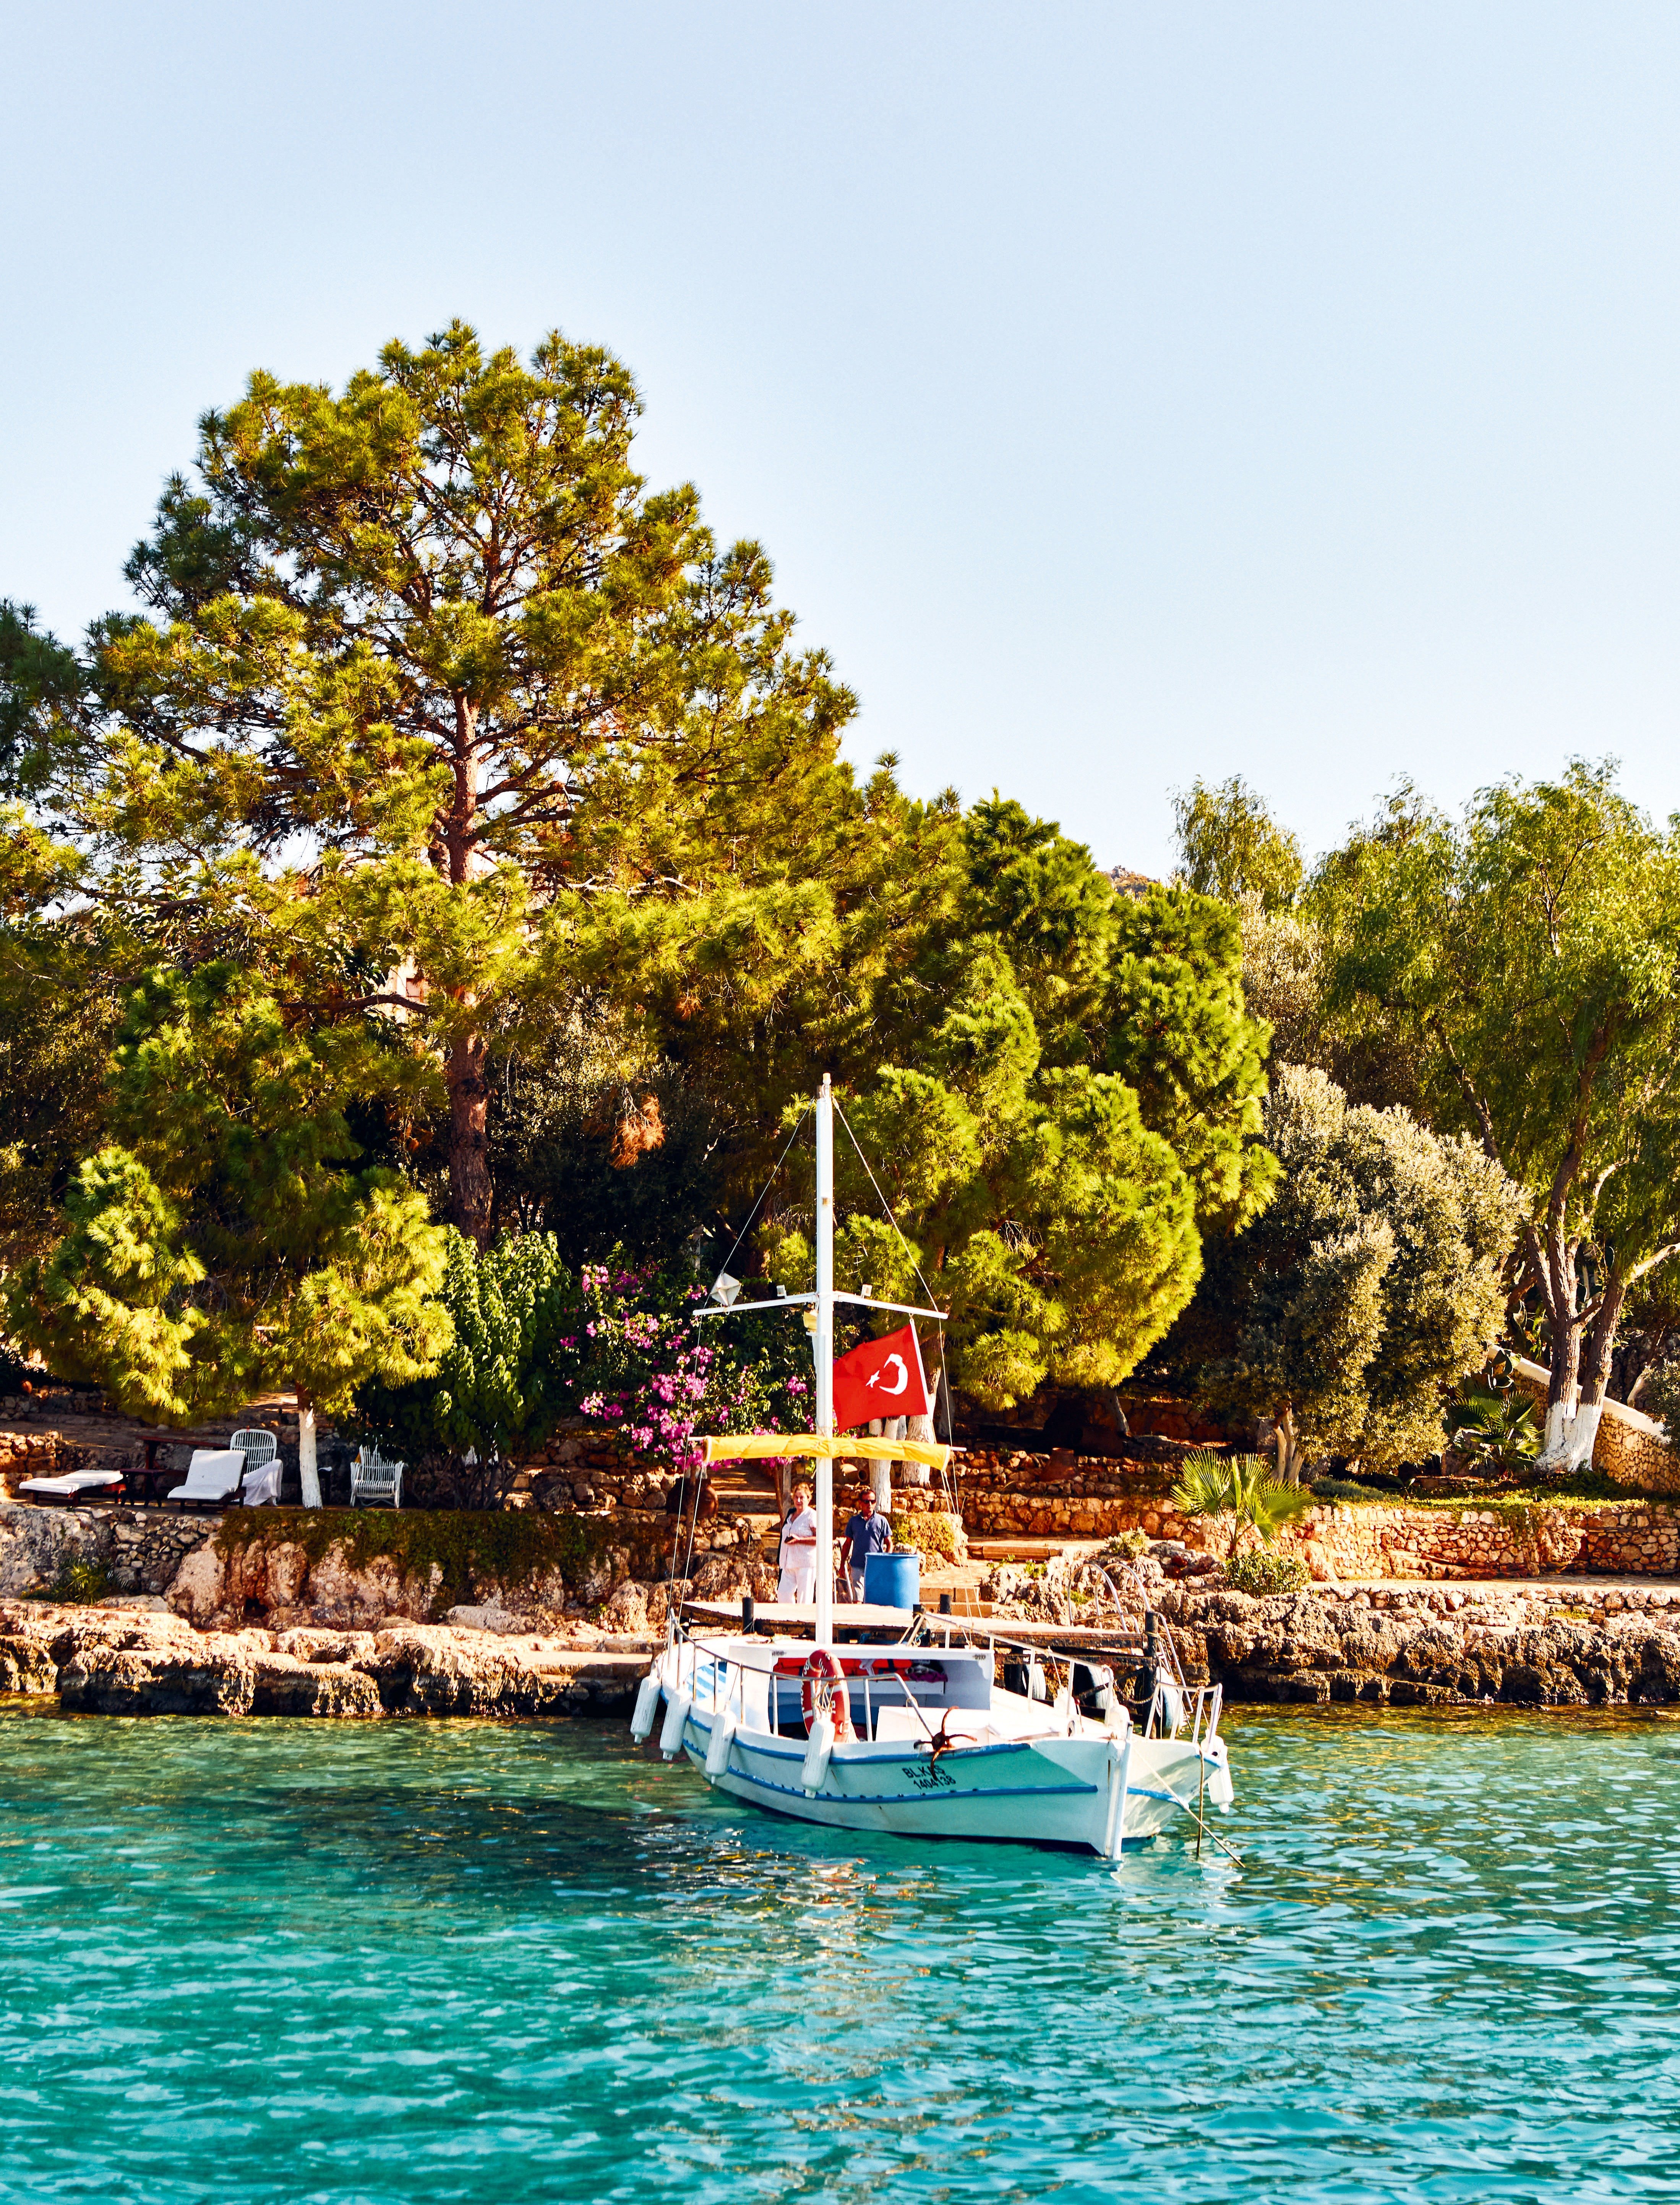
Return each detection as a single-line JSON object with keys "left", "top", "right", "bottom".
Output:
{"left": 685, "top": 1630, "right": 985, "bottom": 1747}
{"left": 677, "top": 1612, "right": 1223, "bottom": 1751}
{"left": 1145, "top": 1616, "right": 1222, "bottom": 1746}
{"left": 1152, "top": 1678, "right": 1222, "bottom": 1747}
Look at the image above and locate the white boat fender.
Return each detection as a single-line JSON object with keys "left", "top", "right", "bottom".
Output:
{"left": 801, "top": 1712, "right": 835, "bottom": 1795}
{"left": 1026, "top": 1659, "right": 1047, "bottom": 1702}
{"left": 630, "top": 1669, "right": 663, "bottom": 1743}
{"left": 705, "top": 1709, "right": 737, "bottom": 1778}
{"left": 1206, "top": 1749, "right": 1234, "bottom": 1810}
{"left": 659, "top": 1687, "right": 692, "bottom": 1759}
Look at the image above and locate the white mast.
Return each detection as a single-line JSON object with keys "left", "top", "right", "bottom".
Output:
{"left": 814, "top": 1073, "right": 835, "bottom": 1650}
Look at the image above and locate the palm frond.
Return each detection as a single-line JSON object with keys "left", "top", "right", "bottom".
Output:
{"left": 1171, "top": 1449, "right": 1315, "bottom": 1555}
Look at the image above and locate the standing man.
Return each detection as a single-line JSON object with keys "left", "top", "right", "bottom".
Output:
{"left": 777, "top": 1480, "right": 818, "bottom": 1605}
{"left": 841, "top": 1487, "right": 894, "bottom": 1603}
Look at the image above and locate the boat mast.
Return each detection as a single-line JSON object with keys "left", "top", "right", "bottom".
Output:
{"left": 814, "top": 1074, "right": 835, "bottom": 1651}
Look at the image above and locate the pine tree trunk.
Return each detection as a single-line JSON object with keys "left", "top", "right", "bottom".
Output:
{"left": 866, "top": 1420, "right": 891, "bottom": 1511}
{"left": 1536, "top": 1236, "right": 1589, "bottom": 1471}
{"left": 447, "top": 1031, "right": 493, "bottom": 1245}
{"left": 442, "top": 703, "right": 493, "bottom": 1247}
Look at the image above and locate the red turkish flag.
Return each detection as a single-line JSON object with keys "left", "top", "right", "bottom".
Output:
{"left": 832, "top": 1322, "right": 931, "bottom": 1432}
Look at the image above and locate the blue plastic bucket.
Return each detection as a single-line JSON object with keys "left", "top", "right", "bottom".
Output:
{"left": 863, "top": 1551, "right": 921, "bottom": 1611}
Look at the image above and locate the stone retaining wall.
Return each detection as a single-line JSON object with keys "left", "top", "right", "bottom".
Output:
{"left": 948, "top": 1443, "right": 1680, "bottom": 1580}
{"left": 0, "top": 1429, "right": 75, "bottom": 1494}
{"left": 0, "top": 1501, "right": 217, "bottom": 1598}
{"left": 1593, "top": 1410, "right": 1679, "bottom": 1494}
{"left": 1510, "top": 1356, "right": 1679, "bottom": 1494}
{"left": 1293, "top": 1500, "right": 1680, "bottom": 1580}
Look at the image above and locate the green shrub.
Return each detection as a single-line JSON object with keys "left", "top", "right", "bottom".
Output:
{"left": 889, "top": 1509, "right": 963, "bottom": 1563}
{"left": 46, "top": 1556, "right": 113, "bottom": 1605}
{"left": 1101, "top": 1528, "right": 1151, "bottom": 1561}
{"left": 1642, "top": 1355, "right": 1680, "bottom": 1438}
{"left": 1310, "top": 1476, "right": 1393, "bottom": 1504}
{"left": 1224, "top": 1547, "right": 1310, "bottom": 1597}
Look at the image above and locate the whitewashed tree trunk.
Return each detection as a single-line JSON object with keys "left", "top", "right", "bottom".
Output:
{"left": 1275, "top": 1404, "right": 1307, "bottom": 1485}
{"left": 897, "top": 1413, "right": 931, "bottom": 1486}
{"left": 297, "top": 1391, "right": 322, "bottom": 1509}
{"left": 1535, "top": 1398, "right": 1602, "bottom": 1475}
{"left": 864, "top": 1420, "right": 890, "bottom": 1509}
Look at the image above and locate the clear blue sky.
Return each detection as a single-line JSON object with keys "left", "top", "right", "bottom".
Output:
{"left": 6, "top": 2, "right": 1678, "bottom": 877}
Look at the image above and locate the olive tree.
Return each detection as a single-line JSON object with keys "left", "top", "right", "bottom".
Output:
{"left": 1319, "top": 765, "right": 1680, "bottom": 1469}
{"left": 1203, "top": 1065, "right": 1524, "bottom": 1478}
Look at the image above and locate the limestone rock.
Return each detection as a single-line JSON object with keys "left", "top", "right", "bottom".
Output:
{"left": 370, "top": 1624, "right": 557, "bottom": 1716}
{"left": 251, "top": 1653, "right": 383, "bottom": 1718}
{"left": 59, "top": 1644, "right": 258, "bottom": 1715}
{"left": 273, "top": 1626, "right": 380, "bottom": 1664}
{"left": 1160, "top": 1585, "right": 1680, "bottom": 1707}
{"left": 0, "top": 1630, "right": 56, "bottom": 1693}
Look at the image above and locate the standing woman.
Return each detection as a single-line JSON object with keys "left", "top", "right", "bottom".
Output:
{"left": 777, "top": 1480, "right": 818, "bottom": 1605}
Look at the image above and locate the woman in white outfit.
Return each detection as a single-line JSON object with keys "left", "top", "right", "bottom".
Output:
{"left": 777, "top": 1480, "right": 818, "bottom": 1604}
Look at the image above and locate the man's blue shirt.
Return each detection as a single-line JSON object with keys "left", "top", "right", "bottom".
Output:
{"left": 844, "top": 1511, "right": 892, "bottom": 1566}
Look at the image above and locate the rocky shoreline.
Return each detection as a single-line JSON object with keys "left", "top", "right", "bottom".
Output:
{"left": 8, "top": 1578, "right": 1680, "bottom": 1718}
{"left": 1159, "top": 1581, "right": 1680, "bottom": 1707}
{"left": 0, "top": 1602, "right": 651, "bottom": 1718}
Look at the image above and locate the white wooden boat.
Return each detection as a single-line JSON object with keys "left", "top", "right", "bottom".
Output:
{"left": 637, "top": 1624, "right": 1232, "bottom": 1856}
{"left": 629, "top": 1076, "right": 1236, "bottom": 1858}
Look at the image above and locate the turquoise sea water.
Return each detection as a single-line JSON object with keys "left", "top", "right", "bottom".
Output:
{"left": 2, "top": 1706, "right": 1679, "bottom": 2204}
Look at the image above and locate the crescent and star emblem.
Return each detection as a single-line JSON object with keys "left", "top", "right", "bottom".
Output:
{"left": 866, "top": 1354, "right": 910, "bottom": 1397}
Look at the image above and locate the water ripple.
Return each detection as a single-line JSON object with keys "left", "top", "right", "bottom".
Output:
{"left": 2, "top": 1704, "right": 1679, "bottom": 2201}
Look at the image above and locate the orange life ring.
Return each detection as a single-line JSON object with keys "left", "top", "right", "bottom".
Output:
{"left": 800, "top": 1649, "right": 854, "bottom": 1740}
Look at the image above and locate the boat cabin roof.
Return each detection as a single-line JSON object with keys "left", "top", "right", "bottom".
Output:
{"left": 686, "top": 1632, "right": 990, "bottom": 1672}
{"left": 683, "top": 1598, "right": 945, "bottom": 1635}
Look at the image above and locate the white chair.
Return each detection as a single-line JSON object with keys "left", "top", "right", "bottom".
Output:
{"left": 165, "top": 1449, "right": 245, "bottom": 1508}
{"left": 231, "top": 1428, "right": 282, "bottom": 1506}
{"left": 350, "top": 1447, "right": 403, "bottom": 1509}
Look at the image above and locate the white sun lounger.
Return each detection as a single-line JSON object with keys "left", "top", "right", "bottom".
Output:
{"left": 165, "top": 1449, "right": 246, "bottom": 1507}
{"left": 16, "top": 1468, "right": 126, "bottom": 1504}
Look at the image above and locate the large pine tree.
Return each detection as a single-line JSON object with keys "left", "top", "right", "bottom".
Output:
{"left": 3, "top": 323, "right": 857, "bottom": 1243}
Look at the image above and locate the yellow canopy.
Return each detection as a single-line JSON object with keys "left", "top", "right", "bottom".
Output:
{"left": 700, "top": 1431, "right": 952, "bottom": 1472}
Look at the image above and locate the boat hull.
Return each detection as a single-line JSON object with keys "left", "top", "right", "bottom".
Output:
{"left": 675, "top": 1704, "right": 1223, "bottom": 1855}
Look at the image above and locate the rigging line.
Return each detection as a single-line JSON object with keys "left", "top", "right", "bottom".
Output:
{"left": 677, "top": 1464, "right": 705, "bottom": 1608}
{"left": 830, "top": 1095, "right": 943, "bottom": 1312}
{"left": 708, "top": 1105, "right": 813, "bottom": 1291}
{"left": 829, "top": 1094, "right": 963, "bottom": 1553}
